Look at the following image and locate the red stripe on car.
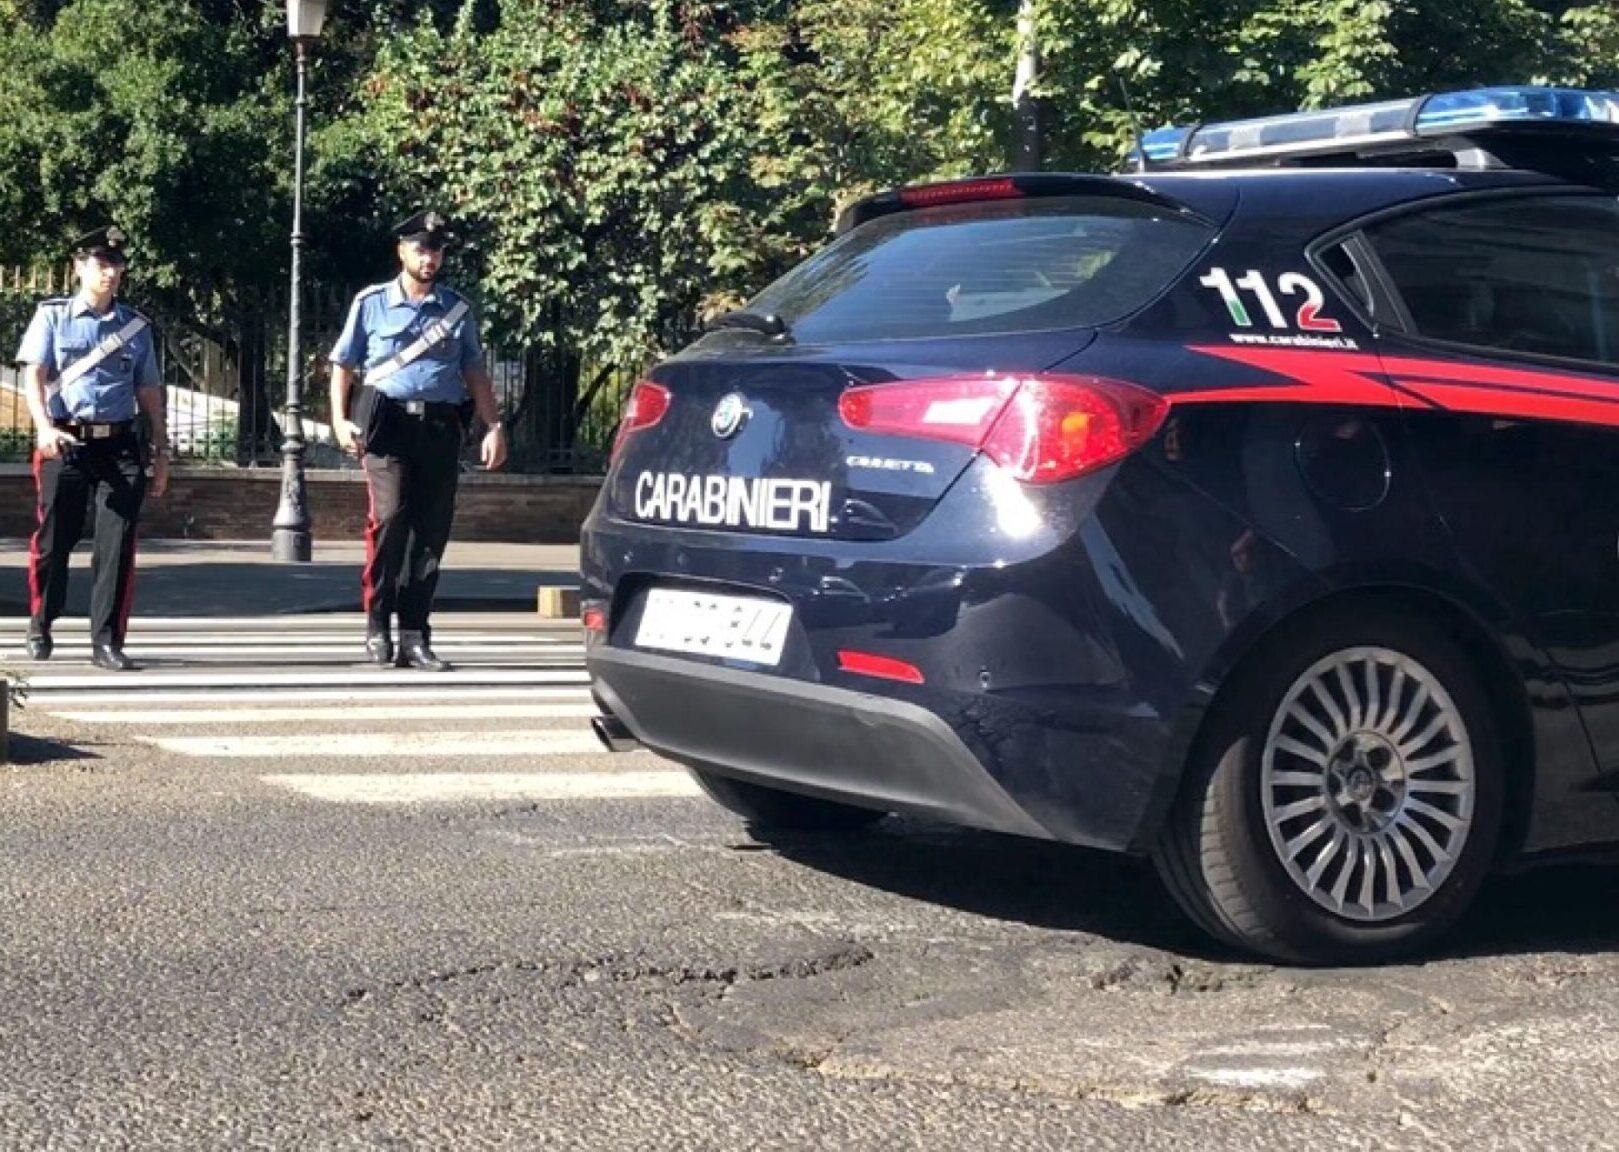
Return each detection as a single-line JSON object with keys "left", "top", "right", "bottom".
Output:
{"left": 1177, "top": 345, "right": 1619, "bottom": 427}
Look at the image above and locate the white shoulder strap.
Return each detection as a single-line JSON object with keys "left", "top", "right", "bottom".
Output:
{"left": 55, "top": 315, "right": 149, "bottom": 391}
{"left": 366, "top": 299, "right": 472, "bottom": 384}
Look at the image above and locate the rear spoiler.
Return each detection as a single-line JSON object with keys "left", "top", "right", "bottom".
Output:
{"left": 834, "top": 172, "right": 1213, "bottom": 236}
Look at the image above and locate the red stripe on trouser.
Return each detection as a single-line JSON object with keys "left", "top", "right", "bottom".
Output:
{"left": 27, "top": 450, "right": 45, "bottom": 620}
{"left": 361, "top": 460, "right": 380, "bottom": 615}
{"left": 115, "top": 529, "right": 139, "bottom": 644}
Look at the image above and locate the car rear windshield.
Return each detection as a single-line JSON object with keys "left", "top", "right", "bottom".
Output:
{"left": 746, "top": 195, "right": 1217, "bottom": 343}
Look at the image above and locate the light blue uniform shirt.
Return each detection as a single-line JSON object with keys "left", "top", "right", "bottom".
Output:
{"left": 14, "top": 296, "right": 161, "bottom": 422}
{"left": 329, "top": 279, "right": 484, "bottom": 404}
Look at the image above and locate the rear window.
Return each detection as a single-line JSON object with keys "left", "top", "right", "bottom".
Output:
{"left": 746, "top": 195, "right": 1217, "bottom": 343}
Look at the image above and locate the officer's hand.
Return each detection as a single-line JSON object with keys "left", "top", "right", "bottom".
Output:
{"left": 481, "top": 423, "right": 507, "bottom": 471}
{"left": 335, "top": 418, "right": 365, "bottom": 458}
{"left": 149, "top": 455, "right": 170, "bottom": 498}
{"left": 35, "top": 427, "right": 79, "bottom": 459}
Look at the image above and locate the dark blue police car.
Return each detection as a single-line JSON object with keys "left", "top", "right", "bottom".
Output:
{"left": 583, "top": 87, "right": 1619, "bottom": 962}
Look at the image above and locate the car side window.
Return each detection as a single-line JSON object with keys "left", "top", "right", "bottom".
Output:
{"left": 1363, "top": 195, "right": 1619, "bottom": 368}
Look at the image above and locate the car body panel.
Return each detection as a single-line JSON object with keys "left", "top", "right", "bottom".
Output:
{"left": 583, "top": 165, "right": 1619, "bottom": 860}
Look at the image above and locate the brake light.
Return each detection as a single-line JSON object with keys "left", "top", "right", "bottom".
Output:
{"left": 611, "top": 380, "right": 671, "bottom": 461}
{"left": 837, "top": 650, "right": 926, "bottom": 684}
{"left": 898, "top": 178, "right": 1023, "bottom": 209}
{"left": 838, "top": 375, "right": 1167, "bottom": 484}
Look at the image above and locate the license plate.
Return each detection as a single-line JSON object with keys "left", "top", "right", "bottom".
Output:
{"left": 634, "top": 588, "right": 794, "bottom": 667}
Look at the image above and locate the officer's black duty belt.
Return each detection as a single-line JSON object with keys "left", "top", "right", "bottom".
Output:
{"left": 55, "top": 420, "right": 134, "bottom": 440}
{"left": 389, "top": 398, "right": 462, "bottom": 420}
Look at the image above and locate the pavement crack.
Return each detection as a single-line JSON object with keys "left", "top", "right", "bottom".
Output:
{"left": 342, "top": 944, "right": 877, "bottom": 1014}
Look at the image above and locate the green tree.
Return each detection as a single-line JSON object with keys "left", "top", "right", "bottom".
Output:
{"left": 0, "top": 0, "right": 291, "bottom": 320}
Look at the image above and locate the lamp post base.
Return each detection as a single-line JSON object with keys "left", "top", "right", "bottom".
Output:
{"left": 270, "top": 527, "right": 312, "bottom": 563}
{"left": 270, "top": 445, "right": 313, "bottom": 563}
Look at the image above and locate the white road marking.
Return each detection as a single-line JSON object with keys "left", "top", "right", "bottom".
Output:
{"left": 30, "top": 687, "right": 592, "bottom": 707}
{"left": 141, "top": 729, "right": 607, "bottom": 758}
{"left": 24, "top": 669, "right": 589, "bottom": 691}
{"left": 1186, "top": 1067, "right": 1323, "bottom": 1090}
{"left": 262, "top": 771, "right": 699, "bottom": 804}
{"left": 0, "top": 631, "right": 569, "bottom": 644}
{"left": 50, "top": 703, "right": 600, "bottom": 725}
{"left": 0, "top": 616, "right": 579, "bottom": 631}
{"left": 0, "top": 645, "right": 583, "bottom": 659}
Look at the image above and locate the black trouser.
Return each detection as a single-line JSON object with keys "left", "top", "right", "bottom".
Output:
{"left": 29, "top": 429, "right": 146, "bottom": 646}
{"left": 361, "top": 402, "right": 463, "bottom": 638}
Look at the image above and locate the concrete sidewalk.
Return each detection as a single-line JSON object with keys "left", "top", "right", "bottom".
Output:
{"left": 0, "top": 539, "right": 580, "bottom": 617}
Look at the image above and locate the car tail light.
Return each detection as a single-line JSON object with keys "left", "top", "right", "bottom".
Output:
{"left": 838, "top": 375, "right": 1168, "bottom": 484}
{"left": 837, "top": 649, "right": 925, "bottom": 684}
{"left": 610, "top": 380, "right": 671, "bottom": 461}
{"left": 897, "top": 177, "right": 1023, "bottom": 209}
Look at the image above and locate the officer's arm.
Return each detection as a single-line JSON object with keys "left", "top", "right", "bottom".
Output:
{"left": 464, "top": 366, "right": 507, "bottom": 471}
{"left": 21, "top": 363, "right": 53, "bottom": 432}
{"left": 331, "top": 363, "right": 357, "bottom": 422}
{"left": 135, "top": 384, "right": 169, "bottom": 459}
{"left": 464, "top": 365, "right": 500, "bottom": 427}
{"left": 136, "top": 384, "right": 171, "bottom": 496}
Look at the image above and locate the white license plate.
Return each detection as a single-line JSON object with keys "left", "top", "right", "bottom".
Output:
{"left": 634, "top": 588, "right": 794, "bottom": 667}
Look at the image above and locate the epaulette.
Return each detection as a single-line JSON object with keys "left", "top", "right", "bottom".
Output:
{"left": 357, "top": 282, "right": 391, "bottom": 300}
{"left": 38, "top": 296, "right": 70, "bottom": 309}
{"left": 119, "top": 304, "right": 152, "bottom": 326}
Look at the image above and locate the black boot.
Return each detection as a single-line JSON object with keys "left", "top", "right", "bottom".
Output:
{"left": 364, "top": 631, "right": 394, "bottom": 667}
{"left": 397, "top": 632, "right": 450, "bottom": 672}
{"left": 26, "top": 626, "right": 51, "bottom": 661}
{"left": 91, "top": 642, "right": 135, "bottom": 672}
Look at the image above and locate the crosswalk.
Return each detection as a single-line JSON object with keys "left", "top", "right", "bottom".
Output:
{"left": 1, "top": 613, "right": 701, "bottom": 804}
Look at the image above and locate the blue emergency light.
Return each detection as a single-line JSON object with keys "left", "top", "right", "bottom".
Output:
{"left": 1138, "top": 86, "right": 1619, "bottom": 169}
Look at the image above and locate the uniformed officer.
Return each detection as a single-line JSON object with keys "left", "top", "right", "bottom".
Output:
{"left": 328, "top": 210, "right": 506, "bottom": 671}
{"left": 16, "top": 226, "right": 170, "bottom": 671}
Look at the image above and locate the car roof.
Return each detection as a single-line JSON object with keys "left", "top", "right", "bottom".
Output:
{"left": 1125, "top": 166, "right": 1568, "bottom": 235}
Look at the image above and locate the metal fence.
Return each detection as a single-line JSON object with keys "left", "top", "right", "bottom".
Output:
{"left": 0, "top": 268, "right": 632, "bottom": 474}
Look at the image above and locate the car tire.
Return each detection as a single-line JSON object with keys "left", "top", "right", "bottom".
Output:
{"left": 687, "top": 766, "right": 888, "bottom": 833}
{"left": 1153, "top": 606, "right": 1504, "bottom": 964}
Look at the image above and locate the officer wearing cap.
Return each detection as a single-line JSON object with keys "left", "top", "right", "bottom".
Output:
{"left": 15, "top": 226, "right": 170, "bottom": 671}
{"left": 328, "top": 210, "right": 507, "bottom": 671}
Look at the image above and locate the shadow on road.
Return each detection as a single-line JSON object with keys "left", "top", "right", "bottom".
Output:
{"left": 3, "top": 732, "right": 102, "bottom": 766}
{"left": 753, "top": 817, "right": 1619, "bottom": 963}
{"left": 747, "top": 817, "right": 1209, "bottom": 956}
{"left": 1445, "top": 861, "right": 1619, "bottom": 958}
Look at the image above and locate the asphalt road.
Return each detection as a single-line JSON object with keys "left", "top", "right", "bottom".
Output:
{"left": 2, "top": 614, "right": 1618, "bottom": 1149}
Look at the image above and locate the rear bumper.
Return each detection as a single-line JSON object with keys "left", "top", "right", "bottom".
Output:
{"left": 589, "top": 646, "right": 1051, "bottom": 839}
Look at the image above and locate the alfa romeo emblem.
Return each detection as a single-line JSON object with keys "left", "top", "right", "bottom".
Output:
{"left": 711, "top": 393, "right": 750, "bottom": 439}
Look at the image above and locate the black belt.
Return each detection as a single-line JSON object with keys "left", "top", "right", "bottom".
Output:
{"left": 384, "top": 397, "right": 464, "bottom": 421}
{"left": 56, "top": 419, "right": 134, "bottom": 440}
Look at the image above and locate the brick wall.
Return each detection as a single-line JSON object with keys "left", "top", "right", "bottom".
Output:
{"left": 0, "top": 465, "right": 601, "bottom": 542}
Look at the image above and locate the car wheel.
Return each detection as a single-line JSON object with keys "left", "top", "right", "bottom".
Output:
{"left": 1154, "top": 607, "right": 1504, "bottom": 964}
{"left": 688, "top": 766, "right": 888, "bottom": 832}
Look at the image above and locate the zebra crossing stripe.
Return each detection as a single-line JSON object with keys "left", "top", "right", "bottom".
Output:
{"left": 262, "top": 771, "right": 701, "bottom": 804}
{"left": 0, "top": 616, "right": 577, "bottom": 631}
{"left": 0, "top": 646, "right": 583, "bottom": 661}
{"left": 48, "top": 702, "right": 602, "bottom": 718}
{"left": 23, "top": 669, "right": 589, "bottom": 691}
{"left": 32, "top": 687, "right": 592, "bottom": 707}
{"left": 139, "top": 729, "right": 607, "bottom": 758}
{"left": 49, "top": 703, "right": 600, "bottom": 725}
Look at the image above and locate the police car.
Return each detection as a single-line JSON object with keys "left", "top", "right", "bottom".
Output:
{"left": 583, "top": 87, "right": 1619, "bottom": 963}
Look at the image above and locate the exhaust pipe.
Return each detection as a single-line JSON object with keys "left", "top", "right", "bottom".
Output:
{"left": 591, "top": 713, "right": 640, "bottom": 753}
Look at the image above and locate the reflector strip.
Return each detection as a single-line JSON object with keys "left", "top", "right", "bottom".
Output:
{"left": 837, "top": 650, "right": 925, "bottom": 684}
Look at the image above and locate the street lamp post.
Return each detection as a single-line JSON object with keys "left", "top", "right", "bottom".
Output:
{"left": 271, "top": 0, "right": 328, "bottom": 562}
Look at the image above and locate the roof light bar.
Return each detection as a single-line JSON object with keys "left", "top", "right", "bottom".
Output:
{"left": 1138, "top": 85, "right": 1619, "bottom": 169}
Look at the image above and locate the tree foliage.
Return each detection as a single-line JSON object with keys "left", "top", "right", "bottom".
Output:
{"left": 0, "top": 0, "right": 1614, "bottom": 380}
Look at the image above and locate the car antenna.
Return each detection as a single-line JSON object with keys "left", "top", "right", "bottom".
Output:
{"left": 1116, "top": 71, "right": 1151, "bottom": 172}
